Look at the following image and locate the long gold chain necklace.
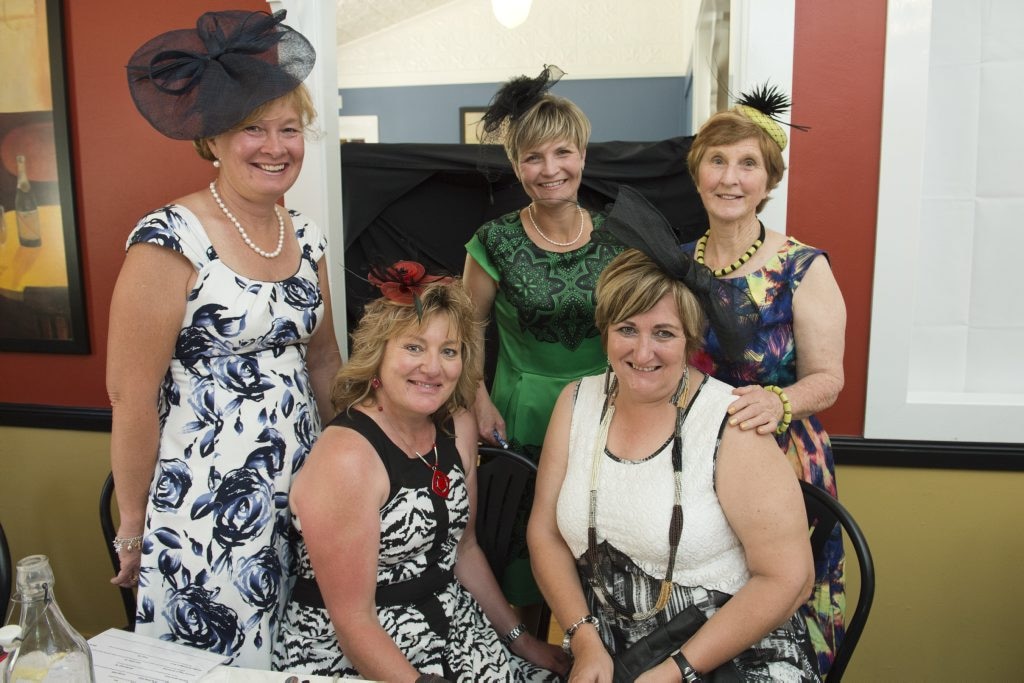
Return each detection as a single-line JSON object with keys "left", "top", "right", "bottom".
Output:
{"left": 694, "top": 221, "right": 766, "bottom": 277}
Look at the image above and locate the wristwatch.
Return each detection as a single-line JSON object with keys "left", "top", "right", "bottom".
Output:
{"left": 561, "top": 614, "right": 599, "bottom": 654}
{"left": 499, "top": 622, "right": 528, "bottom": 648}
{"left": 671, "top": 652, "right": 702, "bottom": 682}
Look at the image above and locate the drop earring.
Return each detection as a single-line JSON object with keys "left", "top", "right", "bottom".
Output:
{"left": 371, "top": 376, "right": 382, "bottom": 389}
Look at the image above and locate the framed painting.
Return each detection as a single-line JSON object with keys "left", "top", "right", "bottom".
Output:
{"left": 0, "top": 0, "right": 89, "bottom": 353}
{"left": 459, "top": 107, "right": 487, "bottom": 144}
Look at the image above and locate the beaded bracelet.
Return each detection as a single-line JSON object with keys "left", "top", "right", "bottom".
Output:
{"left": 112, "top": 535, "right": 143, "bottom": 553}
{"left": 764, "top": 385, "right": 793, "bottom": 435}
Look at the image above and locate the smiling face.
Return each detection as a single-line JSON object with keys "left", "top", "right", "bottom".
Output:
{"left": 696, "top": 137, "right": 770, "bottom": 226}
{"left": 606, "top": 293, "right": 688, "bottom": 404}
{"left": 376, "top": 313, "right": 463, "bottom": 420}
{"left": 515, "top": 138, "right": 585, "bottom": 206}
{"left": 207, "top": 98, "right": 305, "bottom": 201}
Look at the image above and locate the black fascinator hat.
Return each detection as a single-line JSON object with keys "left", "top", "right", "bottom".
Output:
{"left": 126, "top": 9, "right": 315, "bottom": 140}
{"left": 480, "top": 64, "right": 565, "bottom": 143}
{"left": 602, "top": 186, "right": 760, "bottom": 359}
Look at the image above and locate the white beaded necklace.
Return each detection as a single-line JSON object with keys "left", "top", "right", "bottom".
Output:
{"left": 209, "top": 181, "right": 285, "bottom": 259}
{"left": 527, "top": 203, "right": 586, "bottom": 248}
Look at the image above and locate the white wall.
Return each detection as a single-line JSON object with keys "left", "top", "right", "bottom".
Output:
{"left": 337, "top": 0, "right": 698, "bottom": 88}
{"left": 867, "top": 0, "right": 1024, "bottom": 442}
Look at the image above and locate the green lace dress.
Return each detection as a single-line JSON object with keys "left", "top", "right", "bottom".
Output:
{"left": 465, "top": 209, "right": 624, "bottom": 604}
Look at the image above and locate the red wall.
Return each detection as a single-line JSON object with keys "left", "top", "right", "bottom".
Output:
{"left": 789, "top": 1, "right": 887, "bottom": 436}
{"left": 0, "top": 0, "right": 264, "bottom": 407}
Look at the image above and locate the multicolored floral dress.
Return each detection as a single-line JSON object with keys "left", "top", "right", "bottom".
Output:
{"left": 273, "top": 411, "right": 558, "bottom": 682}
{"left": 681, "top": 235, "right": 845, "bottom": 676}
{"left": 465, "top": 209, "right": 624, "bottom": 603}
{"left": 127, "top": 205, "right": 326, "bottom": 669}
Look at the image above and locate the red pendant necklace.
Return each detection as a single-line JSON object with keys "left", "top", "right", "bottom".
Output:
{"left": 415, "top": 444, "right": 450, "bottom": 499}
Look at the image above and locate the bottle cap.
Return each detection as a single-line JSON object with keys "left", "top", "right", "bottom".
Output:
{"left": 0, "top": 624, "right": 22, "bottom": 648}
{"left": 15, "top": 554, "right": 54, "bottom": 599}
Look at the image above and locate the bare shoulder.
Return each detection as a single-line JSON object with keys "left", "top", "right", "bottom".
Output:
{"left": 293, "top": 422, "right": 389, "bottom": 511}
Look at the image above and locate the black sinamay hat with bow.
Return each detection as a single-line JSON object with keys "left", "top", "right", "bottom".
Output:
{"left": 126, "top": 9, "right": 315, "bottom": 140}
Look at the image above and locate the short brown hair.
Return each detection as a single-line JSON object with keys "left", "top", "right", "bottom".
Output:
{"left": 331, "top": 279, "right": 483, "bottom": 423}
{"left": 193, "top": 83, "right": 317, "bottom": 161}
{"left": 687, "top": 109, "right": 786, "bottom": 213}
{"left": 595, "top": 249, "right": 706, "bottom": 361}
{"left": 503, "top": 94, "right": 591, "bottom": 167}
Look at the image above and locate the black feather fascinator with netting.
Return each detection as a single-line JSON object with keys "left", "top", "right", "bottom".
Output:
{"left": 601, "top": 186, "right": 760, "bottom": 359}
{"left": 479, "top": 64, "right": 565, "bottom": 144}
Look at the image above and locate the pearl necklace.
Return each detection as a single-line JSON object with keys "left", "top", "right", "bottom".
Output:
{"left": 527, "top": 203, "right": 586, "bottom": 248}
{"left": 209, "top": 181, "right": 285, "bottom": 259}
{"left": 694, "top": 221, "right": 766, "bottom": 277}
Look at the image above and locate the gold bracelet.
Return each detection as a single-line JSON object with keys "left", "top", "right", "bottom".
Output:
{"left": 764, "top": 385, "right": 793, "bottom": 435}
{"left": 112, "top": 535, "right": 143, "bottom": 553}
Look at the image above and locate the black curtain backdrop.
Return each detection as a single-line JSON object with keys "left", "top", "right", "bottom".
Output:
{"left": 340, "top": 136, "right": 707, "bottom": 334}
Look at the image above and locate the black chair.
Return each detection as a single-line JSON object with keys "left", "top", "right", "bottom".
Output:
{"left": 800, "top": 481, "right": 875, "bottom": 681}
{"left": 100, "top": 472, "right": 136, "bottom": 630}
{"left": 0, "top": 520, "right": 11, "bottom": 622}
{"left": 475, "top": 446, "right": 552, "bottom": 641}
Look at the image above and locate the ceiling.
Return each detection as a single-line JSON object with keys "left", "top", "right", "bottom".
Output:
{"left": 336, "top": 0, "right": 455, "bottom": 45}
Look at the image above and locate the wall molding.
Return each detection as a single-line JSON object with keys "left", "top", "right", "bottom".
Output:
{"left": 1, "top": 403, "right": 1020, "bottom": 470}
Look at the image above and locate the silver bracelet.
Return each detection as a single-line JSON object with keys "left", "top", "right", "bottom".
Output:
{"left": 499, "top": 622, "right": 528, "bottom": 648}
{"left": 561, "top": 614, "right": 598, "bottom": 654}
{"left": 112, "top": 535, "right": 143, "bottom": 553}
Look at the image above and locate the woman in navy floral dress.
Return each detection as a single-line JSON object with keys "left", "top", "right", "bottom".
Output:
{"left": 106, "top": 11, "right": 340, "bottom": 668}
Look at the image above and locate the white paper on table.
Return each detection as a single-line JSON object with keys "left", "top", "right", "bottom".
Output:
{"left": 88, "top": 628, "right": 229, "bottom": 683}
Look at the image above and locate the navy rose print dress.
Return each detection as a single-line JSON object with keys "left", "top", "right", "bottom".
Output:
{"left": 127, "top": 205, "right": 326, "bottom": 668}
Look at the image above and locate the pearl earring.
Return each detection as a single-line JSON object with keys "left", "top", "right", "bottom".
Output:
{"left": 213, "top": 159, "right": 221, "bottom": 168}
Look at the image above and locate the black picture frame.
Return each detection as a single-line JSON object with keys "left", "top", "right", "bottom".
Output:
{"left": 459, "top": 107, "right": 487, "bottom": 144}
{"left": 0, "top": 0, "right": 89, "bottom": 354}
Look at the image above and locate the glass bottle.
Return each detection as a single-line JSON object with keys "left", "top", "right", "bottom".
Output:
{"left": 14, "top": 155, "right": 41, "bottom": 248}
{"left": 3, "top": 555, "right": 95, "bottom": 682}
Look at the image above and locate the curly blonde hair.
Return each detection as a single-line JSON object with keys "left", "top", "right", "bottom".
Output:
{"left": 331, "top": 279, "right": 483, "bottom": 423}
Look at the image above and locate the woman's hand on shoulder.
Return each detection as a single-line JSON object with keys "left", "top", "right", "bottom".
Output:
{"left": 509, "top": 633, "right": 571, "bottom": 677}
{"left": 727, "top": 384, "right": 784, "bottom": 434}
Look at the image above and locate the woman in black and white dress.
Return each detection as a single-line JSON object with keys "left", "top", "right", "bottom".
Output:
{"left": 273, "top": 265, "right": 567, "bottom": 682}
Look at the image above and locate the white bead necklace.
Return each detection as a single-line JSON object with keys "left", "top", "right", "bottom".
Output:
{"left": 209, "top": 181, "right": 285, "bottom": 259}
{"left": 527, "top": 203, "right": 586, "bottom": 248}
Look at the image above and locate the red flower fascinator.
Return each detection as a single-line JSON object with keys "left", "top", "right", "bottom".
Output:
{"left": 368, "top": 261, "right": 454, "bottom": 319}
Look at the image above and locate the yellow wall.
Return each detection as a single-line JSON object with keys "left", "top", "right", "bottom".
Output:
{"left": 2, "top": 425, "right": 1022, "bottom": 680}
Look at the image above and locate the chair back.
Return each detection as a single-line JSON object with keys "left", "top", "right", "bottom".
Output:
{"left": 475, "top": 446, "right": 552, "bottom": 640}
{"left": 475, "top": 447, "right": 537, "bottom": 578}
{"left": 100, "top": 472, "right": 137, "bottom": 630}
{"left": 800, "top": 481, "right": 875, "bottom": 681}
{"left": 0, "top": 520, "right": 11, "bottom": 622}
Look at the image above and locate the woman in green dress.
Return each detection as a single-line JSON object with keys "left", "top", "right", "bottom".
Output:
{"left": 463, "top": 66, "right": 624, "bottom": 612}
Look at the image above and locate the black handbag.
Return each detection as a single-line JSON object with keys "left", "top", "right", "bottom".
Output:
{"left": 611, "top": 604, "right": 743, "bottom": 683}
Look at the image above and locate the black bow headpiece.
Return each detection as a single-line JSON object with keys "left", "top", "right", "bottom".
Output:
{"left": 601, "top": 186, "right": 760, "bottom": 359}
{"left": 479, "top": 64, "right": 565, "bottom": 144}
{"left": 126, "top": 10, "right": 315, "bottom": 140}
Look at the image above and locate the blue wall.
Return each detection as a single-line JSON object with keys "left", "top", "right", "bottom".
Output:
{"left": 339, "top": 76, "right": 691, "bottom": 144}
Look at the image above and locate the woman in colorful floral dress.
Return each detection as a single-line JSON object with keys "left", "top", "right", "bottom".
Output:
{"left": 463, "top": 66, "right": 624, "bottom": 611}
{"left": 680, "top": 87, "right": 847, "bottom": 675}
{"left": 106, "top": 11, "right": 340, "bottom": 668}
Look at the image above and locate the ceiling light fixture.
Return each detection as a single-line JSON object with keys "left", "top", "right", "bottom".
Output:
{"left": 491, "top": 0, "right": 532, "bottom": 29}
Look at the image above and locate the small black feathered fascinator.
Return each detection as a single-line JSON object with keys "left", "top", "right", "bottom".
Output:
{"left": 601, "top": 186, "right": 760, "bottom": 359}
{"left": 480, "top": 64, "right": 565, "bottom": 143}
{"left": 733, "top": 82, "right": 809, "bottom": 151}
{"left": 126, "top": 10, "right": 315, "bottom": 140}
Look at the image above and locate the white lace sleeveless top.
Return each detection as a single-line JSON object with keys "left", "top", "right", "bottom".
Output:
{"left": 557, "top": 373, "right": 751, "bottom": 595}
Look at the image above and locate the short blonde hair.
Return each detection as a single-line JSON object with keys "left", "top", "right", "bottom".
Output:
{"left": 331, "top": 279, "right": 483, "bottom": 423}
{"left": 687, "top": 109, "right": 786, "bottom": 214}
{"left": 193, "top": 83, "right": 317, "bottom": 161}
{"left": 503, "top": 94, "right": 591, "bottom": 167}
{"left": 595, "top": 249, "right": 706, "bottom": 361}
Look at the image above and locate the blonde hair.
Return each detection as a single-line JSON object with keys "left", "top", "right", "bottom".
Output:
{"left": 331, "top": 279, "right": 483, "bottom": 423}
{"left": 595, "top": 249, "right": 706, "bottom": 361}
{"left": 503, "top": 94, "right": 591, "bottom": 168}
{"left": 193, "top": 83, "right": 317, "bottom": 161}
{"left": 687, "top": 109, "right": 786, "bottom": 214}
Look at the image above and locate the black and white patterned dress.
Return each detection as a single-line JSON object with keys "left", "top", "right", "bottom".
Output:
{"left": 273, "top": 410, "right": 558, "bottom": 682}
{"left": 558, "top": 374, "right": 820, "bottom": 681}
